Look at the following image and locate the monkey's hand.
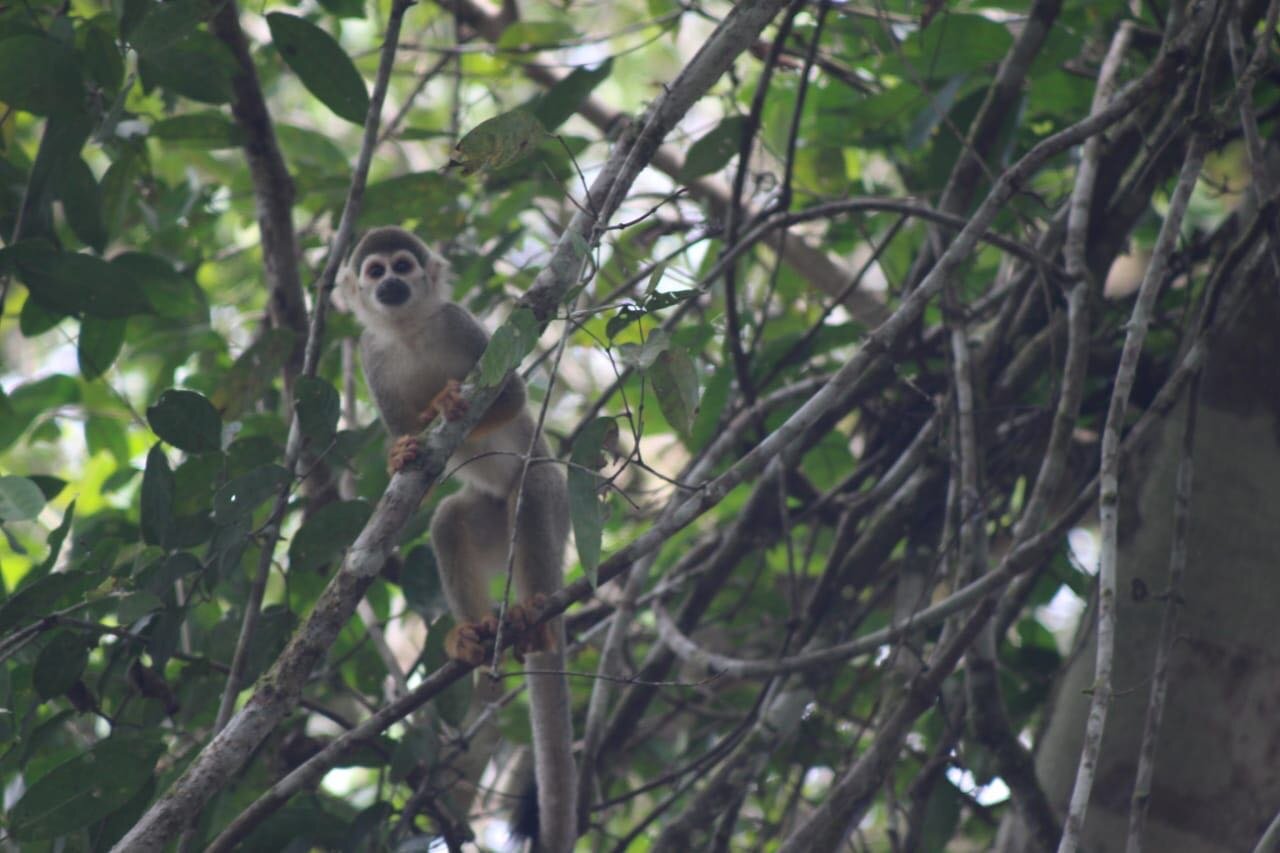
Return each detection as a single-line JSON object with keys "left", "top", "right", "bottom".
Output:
{"left": 444, "top": 615, "right": 499, "bottom": 667}
{"left": 418, "top": 379, "right": 469, "bottom": 427}
{"left": 508, "top": 594, "right": 556, "bottom": 663}
{"left": 387, "top": 435, "right": 422, "bottom": 473}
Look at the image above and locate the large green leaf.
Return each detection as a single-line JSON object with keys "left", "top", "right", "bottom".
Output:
{"left": 33, "top": 631, "right": 90, "bottom": 701}
{"left": 17, "top": 250, "right": 152, "bottom": 319}
{"left": 57, "top": 157, "right": 108, "bottom": 252}
{"left": 448, "top": 110, "right": 546, "bottom": 175}
{"left": 288, "top": 499, "right": 372, "bottom": 572}
{"left": 0, "top": 476, "right": 46, "bottom": 521}
{"left": 112, "top": 252, "right": 208, "bottom": 322}
{"left": 150, "top": 112, "right": 245, "bottom": 148}
{"left": 357, "top": 172, "right": 465, "bottom": 231}
{"left": 477, "top": 307, "right": 540, "bottom": 386}
{"left": 128, "top": 0, "right": 209, "bottom": 54}
{"left": 678, "top": 115, "right": 748, "bottom": 182}
{"left": 527, "top": 59, "right": 612, "bottom": 132}
{"left": 568, "top": 418, "right": 615, "bottom": 583}
{"left": 140, "top": 445, "right": 174, "bottom": 547}
{"left": 0, "top": 36, "right": 82, "bottom": 115}
{"left": 213, "top": 464, "right": 290, "bottom": 523}
{"left": 147, "top": 389, "right": 222, "bottom": 453}
{"left": 648, "top": 347, "right": 699, "bottom": 436}
{"left": 0, "top": 571, "right": 98, "bottom": 635}
{"left": 294, "top": 376, "right": 341, "bottom": 445}
{"left": 7, "top": 735, "right": 163, "bottom": 841}
{"left": 78, "top": 316, "right": 126, "bottom": 380}
{"left": 267, "top": 13, "right": 369, "bottom": 124}
{"left": 137, "top": 31, "right": 236, "bottom": 104}
{"left": 400, "top": 544, "right": 444, "bottom": 618}
{"left": 0, "top": 375, "right": 80, "bottom": 452}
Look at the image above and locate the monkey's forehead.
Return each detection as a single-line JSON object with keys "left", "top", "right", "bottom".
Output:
{"left": 353, "top": 227, "right": 431, "bottom": 267}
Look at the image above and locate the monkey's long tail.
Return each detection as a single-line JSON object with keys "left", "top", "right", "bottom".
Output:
{"left": 525, "top": 627, "right": 577, "bottom": 853}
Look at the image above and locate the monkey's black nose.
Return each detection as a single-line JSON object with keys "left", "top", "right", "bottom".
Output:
{"left": 375, "top": 277, "right": 410, "bottom": 306}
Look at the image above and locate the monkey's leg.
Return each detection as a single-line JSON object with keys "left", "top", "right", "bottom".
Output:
{"left": 431, "top": 486, "right": 506, "bottom": 666}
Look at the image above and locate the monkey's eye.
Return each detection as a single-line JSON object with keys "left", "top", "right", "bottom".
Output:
{"left": 392, "top": 258, "right": 414, "bottom": 275}
{"left": 366, "top": 262, "right": 386, "bottom": 280}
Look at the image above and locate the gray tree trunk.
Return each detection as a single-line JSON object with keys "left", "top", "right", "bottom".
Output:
{"left": 999, "top": 284, "right": 1280, "bottom": 851}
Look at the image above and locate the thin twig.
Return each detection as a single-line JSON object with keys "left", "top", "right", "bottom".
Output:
{"left": 1059, "top": 132, "right": 1208, "bottom": 853}
{"left": 1125, "top": 373, "right": 1200, "bottom": 852}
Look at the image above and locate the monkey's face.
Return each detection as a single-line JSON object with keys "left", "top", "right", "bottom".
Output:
{"left": 341, "top": 244, "right": 444, "bottom": 334}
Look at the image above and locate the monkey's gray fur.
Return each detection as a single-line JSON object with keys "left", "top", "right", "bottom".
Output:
{"left": 341, "top": 226, "right": 577, "bottom": 852}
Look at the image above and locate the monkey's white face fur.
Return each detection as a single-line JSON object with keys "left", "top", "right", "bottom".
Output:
{"left": 339, "top": 243, "right": 447, "bottom": 337}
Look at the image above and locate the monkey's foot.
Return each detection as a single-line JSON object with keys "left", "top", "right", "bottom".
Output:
{"left": 387, "top": 436, "right": 422, "bottom": 473}
{"left": 444, "top": 616, "right": 499, "bottom": 667}
{"left": 508, "top": 594, "right": 556, "bottom": 662}
{"left": 430, "top": 379, "right": 469, "bottom": 422}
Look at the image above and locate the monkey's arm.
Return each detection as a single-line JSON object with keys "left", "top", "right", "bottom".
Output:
{"left": 422, "top": 304, "right": 527, "bottom": 437}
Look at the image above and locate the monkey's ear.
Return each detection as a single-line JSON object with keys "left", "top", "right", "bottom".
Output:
{"left": 424, "top": 249, "right": 451, "bottom": 291}
{"left": 332, "top": 264, "right": 357, "bottom": 313}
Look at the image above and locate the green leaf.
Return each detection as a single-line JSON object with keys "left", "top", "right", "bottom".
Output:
{"left": 37, "top": 499, "right": 75, "bottom": 574}
{"left": 568, "top": 418, "right": 614, "bottom": 583}
{"left": 357, "top": 172, "right": 464, "bottom": 232}
{"left": 7, "top": 734, "right": 163, "bottom": 841}
{"left": 0, "top": 375, "right": 80, "bottom": 451}
{"left": 389, "top": 729, "right": 439, "bottom": 783}
{"left": 18, "top": 298, "right": 62, "bottom": 336}
{"left": 0, "top": 572, "right": 98, "bottom": 635}
{"left": 78, "top": 316, "right": 126, "bottom": 380}
{"left": 898, "top": 14, "right": 1013, "bottom": 79}
{"left": 211, "top": 328, "right": 295, "bottom": 419}
{"left": 86, "top": 416, "right": 131, "bottom": 464}
{"left": 276, "top": 124, "right": 349, "bottom": 173}
{"left": 83, "top": 24, "right": 124, "bottom": 93}
{"left": 0, "top": 476, "right": 46, "bottom": 521}
{"left": 448, "top": 110, "right": 546, "bottom": 175}
{"left": 649, "top": 347, "right": 699, "bottom": 436}
{"left": 317, "top": 0, "right": 365, "bottom": 17}
{"left": 17, "top": 250, "right": 153, "bottom": 318}
{"left": 477, "top": 307, "right": 540, "bottom": 386}
{"left": 678, "top": 115, "right": 748, "bottom": 182}
{"left": 606, "top": 304, "right": 645, "bottom": 339}
{"left": 112, "top": 252, "right": 208, "bottom": 322}
{"left": 0, "top": 36, "right": 82, "bottom": 115}
{"left": 401, "top": 544, "right": 444, "bottom": 618}
{"left": 151, "top": 112, "right": 245, "bottom": 148}
{"left": 33, "top": 631, "right": 89, "bottom": 701}
{"left": 137, "top": 31, "right": 235, "bottom": 104}
{"left": 140, "top": 445, "right": 174, "bottom": 547}
{"left": 288, "top": 499, "right": 372, "bottom": 572}
{"left": 527, "top": 59, "right": 612, "bottom": 131}
{"left": 128, "top": 0, "right": 208, "bottom": 54}
{"left": 690, "top": 365, "right": 730, "bottom": 448}
{"left": 147, "top": 388, "right": 222, "bottom": 453}
{"left": 214, "top": 464, "right": 290, "bottom": 524}
{"left": 294, "top": 376, "right": 340, "bottom": 445}
{"left": 118, "top": 590, "right": 165, "bottom": 624}
{"left": 497, "top": 20, "right": 579, "bottom": 50}
{"left": 616, "top": 327, "right": 671, "bottom": 370}
{"left": 244, "top": 605, "right": 296, "bottom": 683}
{"left": 267, "top": 13, "right": 369, "bottom": 124}
{"left": 57, "top": 157, "right": 108, "bottom": 252}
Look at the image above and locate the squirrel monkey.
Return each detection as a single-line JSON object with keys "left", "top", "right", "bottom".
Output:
{"left": 340, "top": 226, "right": 577, "bottom": 852}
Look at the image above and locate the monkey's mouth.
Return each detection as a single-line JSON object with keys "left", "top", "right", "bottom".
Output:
{"left": 375, "top": 278, "right": 411, "bottom": 306}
